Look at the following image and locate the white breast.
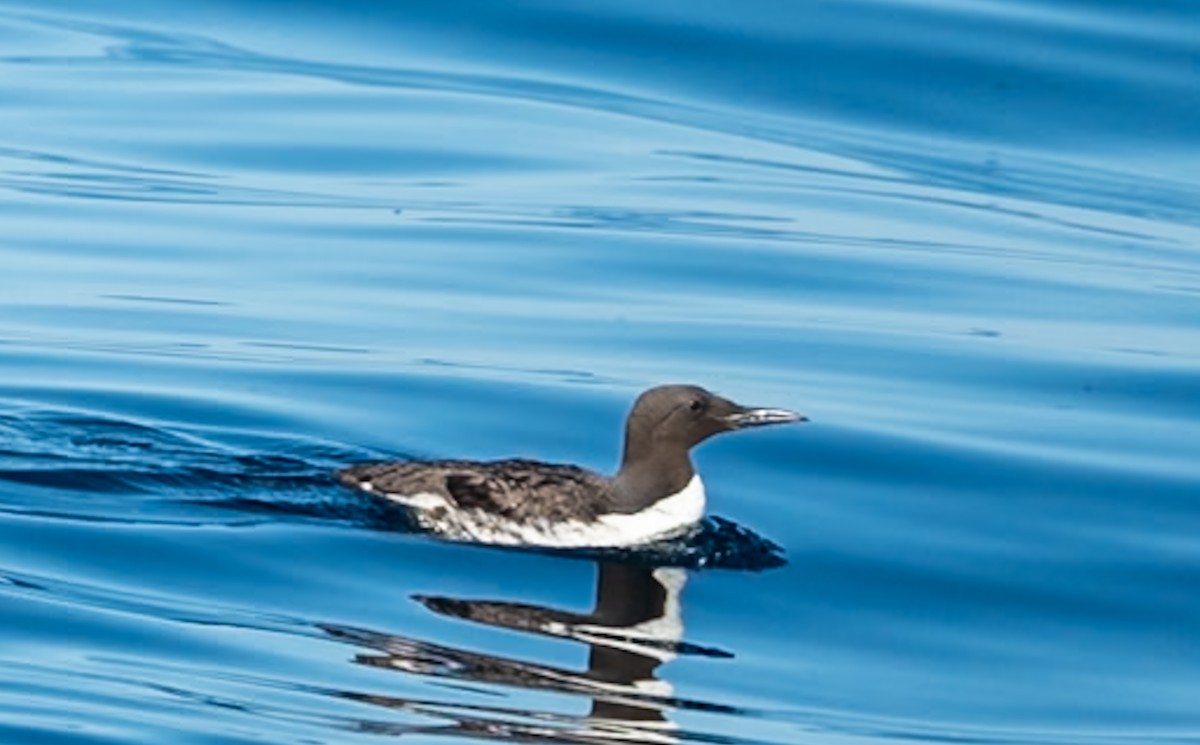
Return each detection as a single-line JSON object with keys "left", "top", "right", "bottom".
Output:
{"left": 595, "top": 474, "right": 706, "bottom": 545}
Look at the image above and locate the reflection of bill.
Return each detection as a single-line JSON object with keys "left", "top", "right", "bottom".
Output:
{"left": 321, "top": 561, "right": 733, "bottom": 743}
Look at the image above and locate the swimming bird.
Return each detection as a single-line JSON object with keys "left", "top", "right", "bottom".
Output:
{"left": 337, "top": 384, "right": 805, "bottom": 547}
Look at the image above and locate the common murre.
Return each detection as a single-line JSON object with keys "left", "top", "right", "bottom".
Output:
{"left": 337, "top": 384, "right": 805, "bottom": 547}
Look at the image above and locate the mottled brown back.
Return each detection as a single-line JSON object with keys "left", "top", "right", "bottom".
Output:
{"left": 338, "top": 458, "right": 612, "bottom": 522}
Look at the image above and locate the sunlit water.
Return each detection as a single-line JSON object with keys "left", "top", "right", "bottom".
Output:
{"left": 2, "top": 2, "right": 1199, "bottom": 744}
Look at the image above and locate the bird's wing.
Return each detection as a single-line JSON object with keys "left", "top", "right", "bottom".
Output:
{"left": 443, "top": 459, "right": 609, "bottom": 521}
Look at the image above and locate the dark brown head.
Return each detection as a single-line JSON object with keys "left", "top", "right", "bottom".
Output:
{"left": 624, "top": 384, "right": 805, "bottom": 456}
{"left": 611, "top": 384, "right": 806, "bottom": 510}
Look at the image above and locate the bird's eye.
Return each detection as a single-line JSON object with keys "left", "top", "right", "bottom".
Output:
{"left": 688, "top": 399, "right": 704, "bottom": 412}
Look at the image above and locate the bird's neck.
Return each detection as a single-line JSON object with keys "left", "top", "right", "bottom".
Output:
{"left": 609, "top": 447, "right": 695, "bottom": 514}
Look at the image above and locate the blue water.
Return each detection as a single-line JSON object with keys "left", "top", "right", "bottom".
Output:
{"left": 3, "top": 1, "right": 1200, "bottom": 743}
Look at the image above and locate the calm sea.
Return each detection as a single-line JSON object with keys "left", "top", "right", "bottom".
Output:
{"left": 2, "top": 1, "right": 1199, "bottom": 744}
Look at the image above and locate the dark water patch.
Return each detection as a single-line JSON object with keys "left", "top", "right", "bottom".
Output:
{"left": 101, "top": 294, "right": 231, "bottom": 307}
{"left": 553, "top": 518, "right": 787, "bottom": 572}
{"left": 0, "top": 144, "right": 207, "bottom": 178}
{"left": 0, "top": 163, "right": 384, "bottom": 207}
{"left": 0, "top": 405, "right": 379, "bottom": 531}
{"left": 0, "top": 565, "right": 310, "bottom": 638}
{"left": 242, "top": 340, "right": 371, "bottom": 355}
{"left": 414, "top": 358, "right": 608, "bottom": 385}
{"left": 199, "top": 491, "right": 420, "bottom": 535}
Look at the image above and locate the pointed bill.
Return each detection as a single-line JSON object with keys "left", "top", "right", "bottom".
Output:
{"left": 725, "top": 407, "right": 807, "bottom": 428}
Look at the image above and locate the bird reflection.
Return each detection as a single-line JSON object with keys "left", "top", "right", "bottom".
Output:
{"left": 320, "top": 560, "right": 734, "bottom": 743}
